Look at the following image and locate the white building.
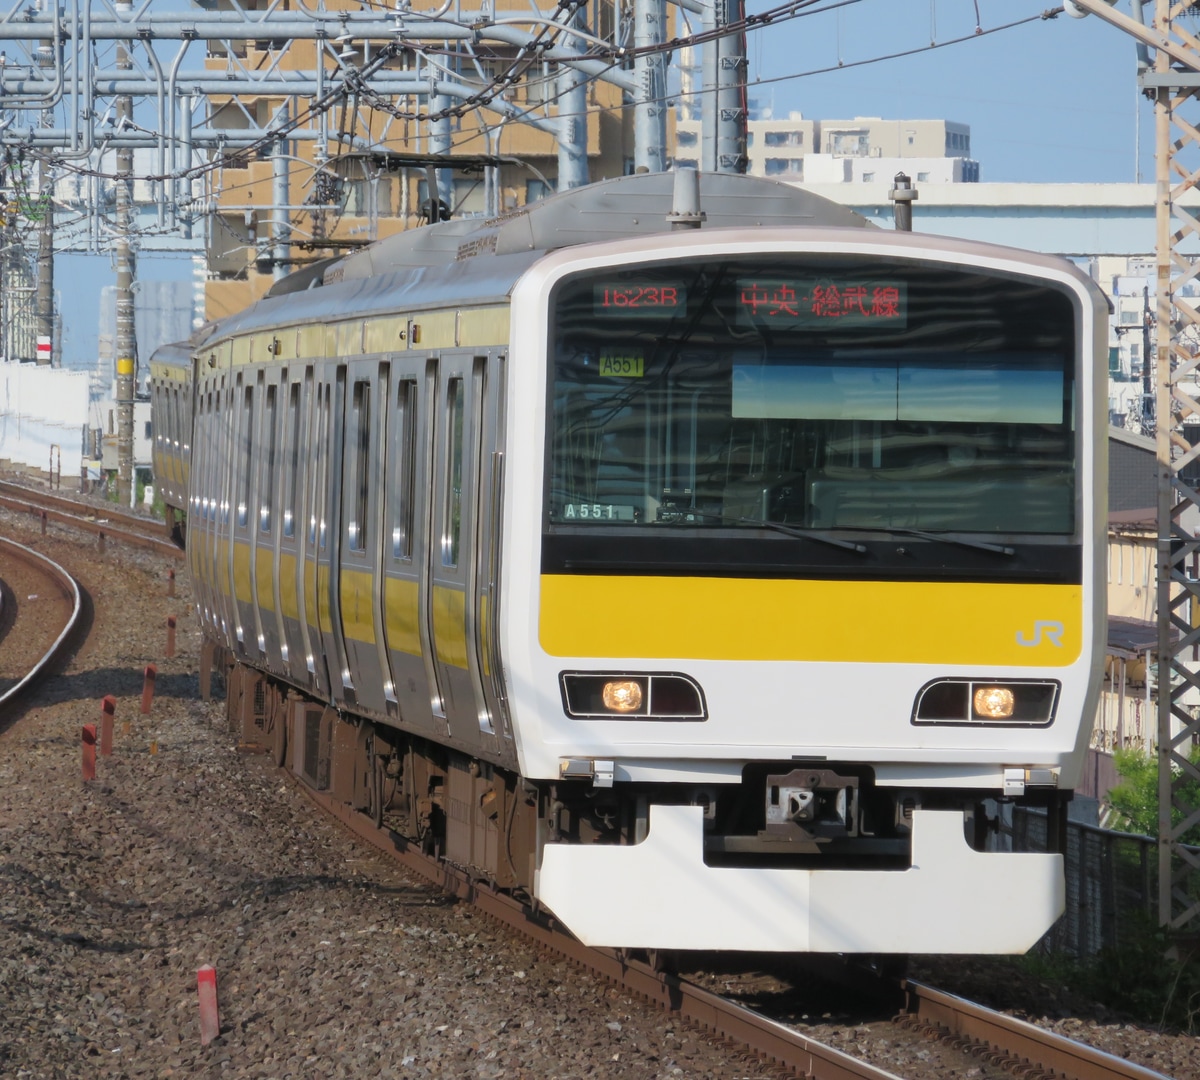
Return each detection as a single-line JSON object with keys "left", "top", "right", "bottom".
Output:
{"left": 672, "top": 112, "right": 980, "bottom": 184}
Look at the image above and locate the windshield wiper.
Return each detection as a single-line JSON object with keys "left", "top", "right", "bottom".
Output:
{"left": 735, "top": 518, "right": 868, "bottom": 554}
{"left": 652, "top": 509, "right": 868, "bottom": 553}
{"left": 857, "top": 527, "right": 1015, "bottom": 557}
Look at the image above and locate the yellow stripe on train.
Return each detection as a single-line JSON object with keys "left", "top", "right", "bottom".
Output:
{"left": 538, "top": 576, "right": 1083, "bottom": 666}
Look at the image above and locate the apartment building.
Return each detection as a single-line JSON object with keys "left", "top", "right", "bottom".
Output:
{"left": 674, "top": 112, "right": 980, "bottom": 184}
{"left": 201, "top": 0, "right": 632, "bottom": 320}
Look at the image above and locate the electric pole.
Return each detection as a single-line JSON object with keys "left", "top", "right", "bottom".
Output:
{"left": 1070, "top": 0, "right": 1200, "bottom": 935}
{"left": 35, "top": 25, "right": 52, "bottom": 366}
{"left": 115, "top": 5, "right": 136, "bottom": 506}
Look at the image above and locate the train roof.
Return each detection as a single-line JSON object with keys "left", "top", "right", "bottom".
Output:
{"left": 274, "top": 171, "right": 871, "bottom": 295}
{"left": 204, "top": 173, "right": 870, "bottom": 341}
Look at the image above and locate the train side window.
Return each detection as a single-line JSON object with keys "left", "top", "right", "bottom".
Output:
{"left": 443, "top": 377, "right": 464, "bottom": 567}
{"left": 284, "top": 381, "right": 300, "bottom": 538}
{"left": 391, "top": 379, "right": 415, "bottom": 559}
{"left": 236, "top": 383, "right": 253, "bottom": 529}
{"left": 310, "top": 384, "right": 329, "bottom": 550}
{"left": 261, "top": 382, "right": 277, "bottom": 534}
{"left": 217, "top": 388, "right": 228, "bottom": 524}
{"left": 349, "top": 380, "right": 371, "bottom": 552}
{"left": 223, "top": 382, "right": 236, "bottom": 526}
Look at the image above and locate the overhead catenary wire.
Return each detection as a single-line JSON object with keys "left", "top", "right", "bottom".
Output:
{"left": 5, "top": 0, "right": 1066, "bottom": 239}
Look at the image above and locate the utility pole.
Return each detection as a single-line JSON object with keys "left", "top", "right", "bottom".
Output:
{"left": 701, "top": 0, "right": 748, "bottom": 173}
{"left": 35, "top": 22, "right": 53, "bottom": 366}
{"left": 1069, "top": 0, "right": 1200, "bottom": 935}
{"left": 271, "top": 101, "right": 290, "bottom": 282}
{"left": 115, "top": 4, "right": 136, "bottom": 507}
{"left": 633, "top": 0, "right": 667, "bottom": 174}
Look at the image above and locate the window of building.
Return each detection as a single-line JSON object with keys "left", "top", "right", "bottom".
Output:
{"left": 917, "top": 172, "right": 930, "bottom": 182}
{"left": 764, "top": 130, "right": 802, "bottom": 147}
{"left": 524, "top": 65, "right": 553, "bottom": 105}
{"left": 674, "top": 157, "right": 698, "bottom": 170}
{"left": 828, "top": 131, "right": 868, "bottom": 156}
{"left": 862, "top": 172, "right": 874, "bottom": 183}
{"left": 526, "top": 178, "right": 552, "bottom": 204}
{"left": 764, "top": 158, "right": 802, "bottom": 177}
{"left": 343, "top": 175, "right": 394, "bottom": 217}
{"left": 677, "top": 130, "right": 698, "bottom": 147}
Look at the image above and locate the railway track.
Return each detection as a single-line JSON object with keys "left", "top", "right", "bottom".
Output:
{"left": 0, "top": 536, "right": 83, "bottom": 713}
{"left": 298, "top": 779, "right": 1174, "bottom": 1080}
{"left": 0, "top": 479, "right": 183, "bottom": 560}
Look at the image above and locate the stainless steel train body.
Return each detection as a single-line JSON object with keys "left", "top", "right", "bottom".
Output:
{"left": 151, "top": 172, "right": 1107, "bottom": 954}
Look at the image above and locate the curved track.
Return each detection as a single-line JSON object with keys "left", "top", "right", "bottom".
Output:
{"left": 0, "top": 480, "right": 183, "bottom": 560}
{"left": 0, "top": 536, "right": 83, "bottom": 712}
{"left": 299, "top": 780, "right": 1173, "bottom": 1080}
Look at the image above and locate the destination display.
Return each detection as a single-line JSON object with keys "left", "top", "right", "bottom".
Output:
{"left": 735, "top": 278, "right": 907, "bottom": 329}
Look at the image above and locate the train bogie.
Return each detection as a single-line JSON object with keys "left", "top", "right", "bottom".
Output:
{"left": 159, "top": 171, "right": 1108, "bottom": 955}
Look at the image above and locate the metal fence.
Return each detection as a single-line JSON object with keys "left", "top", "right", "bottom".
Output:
{"left": 1009, "top": 807, "right": 1200, "bottom": 956}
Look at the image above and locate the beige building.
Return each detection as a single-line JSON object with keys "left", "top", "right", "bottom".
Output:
{"left": 674, "top": 113, "right": 978, "bottom": 184}
{"left": 202, "top": 0, "right": 632, "bottom": 321}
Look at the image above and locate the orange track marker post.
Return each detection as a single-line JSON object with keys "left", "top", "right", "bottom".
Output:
{"left": 81, "top": 724, "right": 96, "bottom": 781}
{"left": 166, "top": 616, "right": 177, "bottom": 658}
{"left": 99, "top": 695, "right": 116, "bottom": 756}
{"left": 167, "top": 568, "right": 175, "bottom": 597}
{"left": 140, "top": 664, "right": 157, "bottom": 714}
{"left": 196, "top": 966, "right": 220, "bottom": 1045}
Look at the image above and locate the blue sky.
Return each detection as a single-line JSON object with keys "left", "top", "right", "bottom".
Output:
{"left": 52, "top": 0, "right": 1151, "bottom": 367}
{"left": 746, "top": 0, "right": 1152, "bottom": 183}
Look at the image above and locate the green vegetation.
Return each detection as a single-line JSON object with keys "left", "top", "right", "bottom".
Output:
{"left": 1017, "top": 919, "right": 1200, "bottom": 1034}
{"left": 102, "top": 470, "right": 166, "bottom": 519}
{"left": 1022, "top": 745, "right": 1200, "bottom": 1032}
{"left": 1107, "top": 745, "right": 1200, "bottom": 846}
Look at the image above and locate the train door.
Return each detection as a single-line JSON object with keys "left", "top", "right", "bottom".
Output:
{"left": 255, "top": 373, "right": 287, "bottom": 674}
{"left": 191, "top": 385, "right": 214, "bottom": 636}
{"left": 475, "top": 352, "right": 513, "bottom": 753}
{"left": 230, "top": 376, "right": 256, "bottom": 658}
{"left": 217, "top": 375, "right": 239, "bottom": 646}
{"left": 380, "top": 357, "right": 445, "bottom": 739}
{"left": 312, "top": 362, "right": 352, "bottom": 700}
{"left": 277, "top": 372, "right": 311, "bottom": 688}
{"left": 338, "top": 359, "right": 391, "bottom": 715}
{"left": 301, "top": 371, "right": 333, "bottom": 700}
{"left": 427, "top": 353, "right": 491, "bottom": 747}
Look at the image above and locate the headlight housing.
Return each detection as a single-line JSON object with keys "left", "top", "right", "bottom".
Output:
{"left": 560, "top": 672, "right": 707, "bottom": 720}
{"left": 912, "top": 679, "right": 1058, "bottom": 727}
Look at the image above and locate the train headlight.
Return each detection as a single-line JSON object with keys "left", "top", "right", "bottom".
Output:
{"left": 913, "top": 679, "right": 1058, "bottom": 727}
{"left": 602, "top": 680, "right": 643, "bottom": 712}
{"left": 559, "top": 672, "right": 707, "bottom": 720}
{"left": 973, "top": 686, "right": 1015, "bottom": 720}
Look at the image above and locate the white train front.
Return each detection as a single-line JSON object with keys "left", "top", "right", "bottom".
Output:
{"left": 151, "top": 172, "right": 1107, "bottom": 955}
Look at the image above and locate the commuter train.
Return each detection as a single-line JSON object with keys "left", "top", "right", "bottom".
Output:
{"left": 151, "top": 170, "right": 1107, "bottom": 954}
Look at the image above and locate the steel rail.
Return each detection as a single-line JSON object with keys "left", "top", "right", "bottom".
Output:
{"left": 0, "top": 536, "right": 82, "bottom": 713}
{"left": 297, "top": 780, "right": 1179, "bottom": 1080}
{"left": 0, "top": 485, "right": 183, "bottom": 560}
{"left": 301, "top": 781, "right": 905, "bottom": 1080}
{"left": 903, "top": 980, "right": 1173, "bottom": 1080}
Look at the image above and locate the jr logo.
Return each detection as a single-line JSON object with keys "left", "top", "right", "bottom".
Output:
{"left": 1016, "top": 620, "right": 1065, "bottom": 648}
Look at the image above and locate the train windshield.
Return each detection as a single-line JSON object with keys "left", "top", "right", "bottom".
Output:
{"left": 546, "top": 255, "right": 1079, "bottom": 569}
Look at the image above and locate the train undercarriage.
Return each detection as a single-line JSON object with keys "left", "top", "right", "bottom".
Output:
{"left": 217, "top": 652, "right": 1071, "bottom": 914}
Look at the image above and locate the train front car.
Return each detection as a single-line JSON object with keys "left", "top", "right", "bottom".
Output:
{"left": 508, "top": 229, "right": 1107, "bottom": 954}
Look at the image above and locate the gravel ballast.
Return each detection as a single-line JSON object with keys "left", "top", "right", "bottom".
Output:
{"left": 0, "top": 503, "right": 1194, "bottom": 1079}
